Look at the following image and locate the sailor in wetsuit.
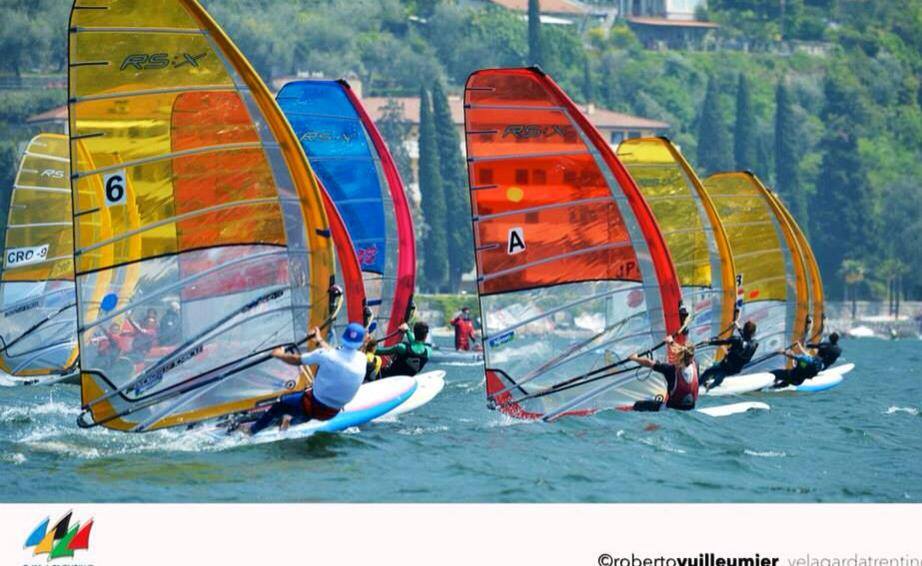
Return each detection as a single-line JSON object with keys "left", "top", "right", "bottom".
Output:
{"left": 770, "top": 342, "right": 823, "bottom": 388}
{"left": 807, "top": 332, "right": 841, "bottom": 370}
{"left": 628, "top": 336, "right": 699, "bottom": 411}
{"left": 699, "top": 320, "right": 759, "bottom": 390}
{"left": 449, "top": 307, "right": 478, "bottom": 351}
{"left": 377, "top": 321, "right": 432, "bottom": 378}
{"left": 363, "top": 338, "right": 384, "bottom": 382}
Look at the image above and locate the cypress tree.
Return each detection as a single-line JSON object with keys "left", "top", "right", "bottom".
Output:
{"left": 528, "top": 0, "right": 543, "bottom": 67}
{"left": 774, "top": 82, "right": 808, "bottom": 225}
{"left": 430, "top": 80, "right": 473, "bottom": 293}
{"left": 696, "top": 75, "right": 733, "bottom": 175}
{"left": 375, "top": 98, "right": 414, "bottom": 185}
{"left": 733, "top": 74, "right": 756, "bottom": 171}
{"left": 417, "top": 86, "right": 449, "bottom": 292}
{"left": 582, "top": 58, "right": 594, "bottom": 102}
{"left": 810, "top": 71, "right": 878, "bottom": 298}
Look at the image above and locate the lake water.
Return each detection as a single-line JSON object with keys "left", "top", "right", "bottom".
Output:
{"left": 1, "top": 337, "right": 919, "bottom": 502}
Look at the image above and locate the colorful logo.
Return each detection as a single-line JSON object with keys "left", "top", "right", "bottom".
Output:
{"left": 24, "top": 512, "right": 93, "bottom": 561}
{"left": 356, "top": 244, "right": 379, "bottom": 267}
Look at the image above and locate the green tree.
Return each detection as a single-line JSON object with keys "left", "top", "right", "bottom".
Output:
{"left": 430, "top": 80, "right": 473, "bottom": 292}
{"left": 417, "top": 86, "right": 449, "bottom": 292}
{"left": 696, "top": 75, "right": 733, "bottom": 175}
{"left": 774, "top": 81, "right": 808, "bottom": 225}
{"left": 811, "top": 71, "right": 879, "bottom": 298}
{"left": 838, "top": 259, "right": 866, "bottom": 318}
{"left": 733, "top": 74, "right": 756, "bottom": 171}
{"left": 527, "top": 0, "right": 543, "bottom": 68}
{"left": 375, "top": 98, "right": 414, "bottom": 184}
{"left": 582, "top": 58, "right": 594, "bottom": 103}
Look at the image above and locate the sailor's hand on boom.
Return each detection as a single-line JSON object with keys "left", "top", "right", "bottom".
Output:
{"left": 272, "top": 346, "right": 303, "bottom": 367}
{"left": 627, "top": 352, "right": 655, "bottom": 369}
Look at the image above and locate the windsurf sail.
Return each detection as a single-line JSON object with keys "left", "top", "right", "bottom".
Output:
{"left": 616, "top": 137, "right": 736, "bottom": 366}
{"left": 69, "top": 0, "right": 334, "bottom": 431}
{"left": 703, "top": 172, "right": 808, "bottom": 370}
{"left": 464, "top": 68, "right": 682, "bottom": 420}
{"left": 769, "top": 192, "right": 824, "bottom": 341}
{"left": 318, "top": 182, "right": 366, "bottom": 329}
{"left": 0, "top": 134, "right": 78, "bottom": 384}
{"left": 277, "top": 79, "right": 416, "bottom": 342}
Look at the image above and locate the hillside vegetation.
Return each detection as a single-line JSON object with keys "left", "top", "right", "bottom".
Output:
{"left": 0, "top": 0, "right": 919, "bottom": 300}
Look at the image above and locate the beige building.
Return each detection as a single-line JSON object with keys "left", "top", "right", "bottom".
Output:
{"left": 359, "top": 94, "right": 669, "bottom": 199}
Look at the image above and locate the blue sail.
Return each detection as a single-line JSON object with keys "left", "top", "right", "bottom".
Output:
{"left": 277, "top": 81, "right": 389, "bottom": 277}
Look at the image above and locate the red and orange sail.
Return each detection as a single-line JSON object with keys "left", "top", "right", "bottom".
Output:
{"left": 464, "top": 68, "right": 682, "bottom": 420}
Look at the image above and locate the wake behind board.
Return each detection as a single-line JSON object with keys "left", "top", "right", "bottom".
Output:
{"left": 763, "top": 362, "right": 854, "bottom": 393}
{"left": 428, "top": 349, "right": 483, "bottom": 365}
{"left": 697, "top": 401, "right": 770, "bottom": 417}
{"left": 374, "top": 370, "right": 445, "bottom": 421}
{"left": 199, "top": 376, "right": 417, "bottom": 446}
{"left": 699, "top": 372, "right": 775, "bottom": 397}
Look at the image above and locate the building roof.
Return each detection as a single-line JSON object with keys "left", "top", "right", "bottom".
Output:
{"left": 486, "top": 0, "right": 588, "bottom": 16}
{"left": 626, "top": 16, "right": 719, "bottom": 29}
{"left": 363, "top": 97, "right": 669, "bottom": 131}
{"left": 26, "top": 105, "right": 68, "bottom": 124}
{"left": 27, "top": 96, "right": 670, "bottom": 132}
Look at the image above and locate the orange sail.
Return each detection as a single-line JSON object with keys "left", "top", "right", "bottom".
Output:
{"left": 464, "top": 68, "right": 682, "bottom": 420}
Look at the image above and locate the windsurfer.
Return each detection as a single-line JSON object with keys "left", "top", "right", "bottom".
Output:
{"left": 627, "top": 336, "right": 699, "bottom": 411}
{"left": 158, "top": 301, "right": 182, "bottom": 345}
{"left": 770, "top": 342, "right": 822, "bottom": 387}
{"left": 450, "top": 307, "right": 479, "bottom": 351}
{"left": 807, "top": 332, "right": 841, "bottom": 370}
{"left": 377, "top": 321, "right": 432, "bottom": 378}
{"left": 244, "top": 323, "right": 367, "bottom": 435}
{"left": 363, "top": 338, "right": 383, "bottom": 382}
{"left": 699, "top": 320, "right": 759, "bottom": 390}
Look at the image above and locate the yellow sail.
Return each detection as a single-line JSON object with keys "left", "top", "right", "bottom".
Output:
{"left": 0, "top": 134, "right": 78, "bottom": 383}
{"left": 617, "top": 137, "right": 737, "bottom": 365}
{"left": 703, "top": 172, "right": 808, "bottom": 370}
{"left": 69, "top": 0, "right": 334, "bottom": 431}
{"left": 768, "top": 192, "right": 824, "bottom": 341}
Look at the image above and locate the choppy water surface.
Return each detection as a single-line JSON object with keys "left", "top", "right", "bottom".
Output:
{"left": 1, "top": 338, "right": 919, "bottom": 502}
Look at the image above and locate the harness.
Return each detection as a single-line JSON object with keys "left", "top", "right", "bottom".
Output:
{"left": 666, "top": 362, "right": 699, "bottom": 410}
{"left": 385, "top": 342, "right": 429, "bottom": 376}
{"left": 724, "top": 337, "right": 759, "bottom": 371}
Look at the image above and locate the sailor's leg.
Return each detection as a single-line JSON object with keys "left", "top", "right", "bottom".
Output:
{"left": 631, "top": 400, "right": 665, "bottom": 412}
{"left": 248, "top": 393, "right": 304, "bottom": 435}
{"left": 708, "top": 365, "right": 730, "bottom": 389}
{"left": 248, "top": 402, "right": 286, "bottom": 435}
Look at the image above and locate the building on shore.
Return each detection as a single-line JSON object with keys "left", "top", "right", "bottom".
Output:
{"left": 26, "top": 80, "right": 669, "bottom": 203}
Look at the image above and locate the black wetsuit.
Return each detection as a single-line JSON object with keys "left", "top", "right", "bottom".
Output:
{"left": 700, "top": 334, "right": 759, "bottom": 388}
{"left": 378, "top": 337, "right": 431, "bottom": 378}
{"left": 807, "top": 341, "right": 841, "bottom": 370}
{"left": 771, "top": 354, "right": 822, "bottom": 387}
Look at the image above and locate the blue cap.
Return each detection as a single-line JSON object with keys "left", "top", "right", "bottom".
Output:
{"left": 341, "top": 322, "right": 366, "bottom": 349}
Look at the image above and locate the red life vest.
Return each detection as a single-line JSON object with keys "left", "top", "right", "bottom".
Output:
{"left": 666, "top": 362, "right": 699, "bottom": 410}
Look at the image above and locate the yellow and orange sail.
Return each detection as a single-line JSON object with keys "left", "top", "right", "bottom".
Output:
{"left": 703, "top": 172, "right": 809, "bottom": 369}
{"left": 617, "top": 138, "right": 737, "bottom": 365}
{"left": 69, "top": 0, "right": 334, "bottom": 431}
{"left": 0, "top": 134, "right": 79, "bottom": 384}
